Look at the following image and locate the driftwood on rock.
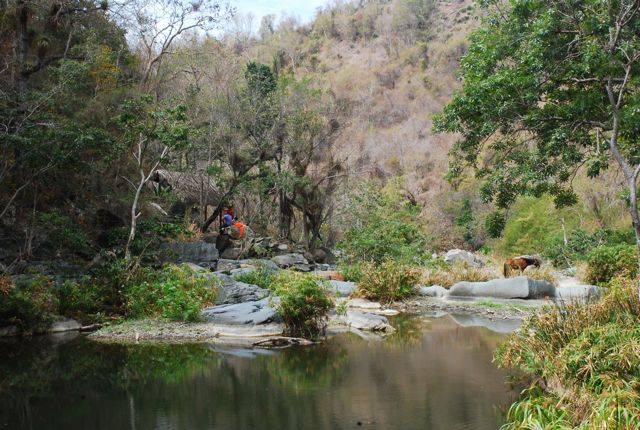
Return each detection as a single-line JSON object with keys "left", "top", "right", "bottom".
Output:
{"left": 252, "top": 337, "right": 315, "bottom": 349}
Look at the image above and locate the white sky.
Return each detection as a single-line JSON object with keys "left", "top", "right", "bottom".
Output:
{"left": 229, "top": 0, "right": 333, "bottom": 24}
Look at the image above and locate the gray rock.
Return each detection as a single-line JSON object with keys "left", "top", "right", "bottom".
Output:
{"left": 292, "top": 263, "right": 313, "bottom": 272}
{"left": 449, "top": 276, "right": 555, "bottom": 299}
{"left": 220, "top": 247, "right": 243, "bottom": 260}
{"left": 184, "top": 262, "right": 208, "bottom": 273}
{"left": 271, "top": 253, "right": 308, "bottom": 268}
{"left": 49, "top": 318, "right": 81, "bottom": 333}
{"left": 417, "top": 285, "right": 448, "bottom": 298}
{"left": 210, "top": 272, "right": 269, "bottom": 305}
{"left": 202, "top": 297, "right": 280, "bottom": 325}
{"left": 444, "top": 249, "right": 484, "bottom": 268}
{"left": 345, "top": 310, "right": 394, "bottom": 332}
{"left": 216, "top": 259, "right": 241, "bottom": 273}
{"left": 327, "top": 280, "right": 356, "bottom": 297}
{"left": 165, "top": 241, "right": 219, "bottom": 269}
{"left": 230, "top": 267, "right": 256, "bottom": 277}
{"left": 555, "top": 284, "right": 601, "bottom": 303}
{"left": 239, "top": 259, "right": 279, "bottom": 271}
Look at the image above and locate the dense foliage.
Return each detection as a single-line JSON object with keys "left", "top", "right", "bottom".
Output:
{"left": 0, "top": 275, "right": 58, "bottom": 332}
{"left": 269, "top": 271, "right": 333, "bottom": 338}
{"left": 585, "top": 244, "right": 638, "bottom": 286}
{"left": 497, "top": 276, "right": 640, "bottom": 428}
{"left": 340, "top": 180, "right": 430, "bottom": 264}
{"left": 124, "top": 265, "right": 216, "bottom": 322}
{"left": 435, "top": 0, "right": 640, "bottom": 254}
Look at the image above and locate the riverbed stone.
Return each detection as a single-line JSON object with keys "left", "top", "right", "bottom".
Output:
{"left": 344, "top": 310, "right": 394, "bottom": 332}
{"left": 271, "top": 253, "right": 308, "bottom": 268}
{"left": 202, "top": 297, "right": 280, "bottom": 325}
{"left": 213, "top": 275, "right": 269, "bottom": 305}
{"left": 49, "top": 318, "right": 81, "bottom": 333}
{"left": 216, "top": 259, "right": 241, "bottom": 273}
{"left": 417, "top": 285, "right": 448, "bottom": 298}
{"left": 240, "top": 259, "right": 279, "bottom": 271}
{"left": 448, "top": 276, "right": 555, "bottom": 299}
{"left": 327, "top": 280, "right": 356, "bottom": 297}
{"left": 444, "top": 249, "right": 484, "bottom": 268}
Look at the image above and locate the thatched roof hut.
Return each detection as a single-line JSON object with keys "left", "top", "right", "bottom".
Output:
{"left": 149, "top": 169, "right": 222, "bottom": 206}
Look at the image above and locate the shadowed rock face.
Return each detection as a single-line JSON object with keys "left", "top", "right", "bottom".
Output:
{"left": 164, "top": 241, "right": 219, "bottom": 269}
{"left": 202, "top": 297, "right": 280, "bottom": 325}
{"left": 449, "top": 276, "right": 556, "bottom": 299}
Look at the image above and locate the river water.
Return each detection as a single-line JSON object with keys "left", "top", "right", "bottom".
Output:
{"left": 0, "top": 314, "right": 520, "bottom": 430}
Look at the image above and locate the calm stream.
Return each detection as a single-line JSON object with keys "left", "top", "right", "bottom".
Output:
{"left": 0, "top": 315, "right": 520, "bottom": 430}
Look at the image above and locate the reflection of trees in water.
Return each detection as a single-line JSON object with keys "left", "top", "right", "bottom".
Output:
{"left": 265, "top": 343, "right": 349, "bottom": 393}
{"left": 385, "top": 314, "right": 426, "bottom": 348}
{"left": 0, "top": 337, "right": 217, "bottom": 429}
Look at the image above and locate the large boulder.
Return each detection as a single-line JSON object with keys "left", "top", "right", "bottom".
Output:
{"left": 327, "top": 280, "right": 356, "bottom": 297}
{"left": 211, "top": 273, "right": 269, "bottom": 305}
{"left": 164, "top": 241, "right": 219, "bottom": 269}
{"left": 344, "top": 310, "right": 394, "bottom": 332}
{"left": 271, "top": 253, "right": 308, "bottom": 269}
{"left": 216, "top": 259, "right": 241, "bottom": 273}
{"left": 220, "top": 247, "right": 242, "bottom": 260}
{"left": 202, "top": 297, "right": 280, "bottom": 325}
{"left": 444, "top": 249, "right": 484, "bottom": 268}
{"left": 449, "top": 276, "right": 555, "bottom": 299}
{"left": 417, "top": 285, "right": 448, "bottom": 298}
{"left": 49, "top": 318, "right": 81, "bottom": 333}
{"left": 555, "top": 284, "right": 601, "bottom": 303}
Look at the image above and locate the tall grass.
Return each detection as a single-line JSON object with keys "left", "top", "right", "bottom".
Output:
{"left": 496, "top": 276, "right": 640, "bottom": 428}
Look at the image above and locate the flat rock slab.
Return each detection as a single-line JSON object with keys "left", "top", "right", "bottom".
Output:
{"left": 202, "top": 297, "right": 280, "bottom": 325}
{"left": 328, "top": 280, "right": 356, "bottom": 297}
{"left": 449, "top": 276, "right": 555, "bottom": 299}
{"left": 49, "top": 318, "right": 81, "bottom": 333}
{"left": 216, "top": 280, "right": 270, "bottom": 305}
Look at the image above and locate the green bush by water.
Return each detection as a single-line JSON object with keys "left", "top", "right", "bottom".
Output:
{"left": 356, "top": 260, "right": 421, "bottom": 304}
{"left": 0, "top": 275, "right": 59, "bottom": 332}
{"left": 233, "top": 267, "right": 276, "bottom": 290}
{"left": 124, "top": 264, "right": 216, "bottom": 322}
{"left": 496, "top": 276, "right": 640, "bottom": 428}
{"left": 270, "top": 271, "right": 333, "bottom": 338}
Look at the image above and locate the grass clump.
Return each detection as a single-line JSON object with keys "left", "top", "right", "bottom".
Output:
{"left": 585, "top": 244, "right": 638, "bottom": 286}
{"left": 270, "top": 271, "right": 333, "bottom": 338}
{"left": 124, "top": 264, "right": 216, "bottom": 322}
{"left": 356, "top": 260, "right": 421, "bottom": 304}
{"left": 233, "top": 267, "right": 276, "bottom": 289}
{"left": 496, "top": 275, "right": 640, "bottom": 428}
{"left": 0, "top": 275, "right": 58, "bottom": 332}
{"left": 420, "top": 261, "right": 495, "bottom": 288}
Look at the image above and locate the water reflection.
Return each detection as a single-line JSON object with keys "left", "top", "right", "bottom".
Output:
{"left": 0, "top": 315, "right": 518, "bottom": 430}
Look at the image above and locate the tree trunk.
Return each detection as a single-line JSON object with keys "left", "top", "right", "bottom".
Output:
{"left": 124, "top": 172, "right": 145, "bottom": 262}
{"left": 279, "top": 191, "right": 293, "bottom": 240}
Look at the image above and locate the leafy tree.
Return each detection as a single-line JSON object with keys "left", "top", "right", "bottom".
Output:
{"left": 116, "top": 97, "right": 190, "bottom": 261}
{"left": 434, "top": 0, "right": 640, "bottom": 267}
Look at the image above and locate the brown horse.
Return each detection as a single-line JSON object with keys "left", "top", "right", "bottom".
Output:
{"left": 503, "top": 255, "right": 541, "bottom": 277}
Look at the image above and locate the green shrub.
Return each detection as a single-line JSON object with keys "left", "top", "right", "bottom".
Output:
{"left": 544, "top": 228, "right": 636, "bottom": 268}
{"left": 270, "top": 271, "right": 333, "bottom": 338}
{"left": 585, "top": 244, "right": 638, "bottom": 286}
{"left": 356, "top": 260, "right": 421, "bottom": 303}
{"left": 124, "top": 265, "right": 216, "bottom": 322}
{"left": 339, "top": 180, "right": 430, "bottom": 264}
{"left": 338, "top": 263, "right": 364, "bottom": 282}
{"left": 233, "top": 267, "right": 275, "bottom": 290}
{"left": 38, "top": 211, "right": 93, "bottom": 256}
{"left": 57, "top": 278, "right": 107, "bottom": 317}
{"left": 0, "top": 275, "right": 58, "bottom": 332}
